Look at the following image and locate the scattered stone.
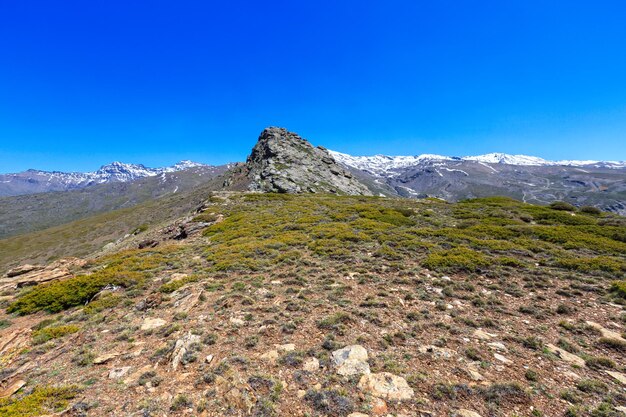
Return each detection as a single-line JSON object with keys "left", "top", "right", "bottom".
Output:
{"left": 171, "top": 332, "right": 201, "bottom": 370}
{"left": 205, "top": 354, "right": 214, "bottom": 364}
{"left": 465, "top": 363, "right": 484, "bottom": 381}
{"left": 6, "top": 264, "right": 42, "bottom": 277}
{"left": 586, "top": 321, "right": 626, "bottom": 341}
{"left": 546, "top": 344, "right": 585, "bottom": 367}
{"left": 493, "top": 353, "right": 511, "bottom": 364}
{"left": 487, "top": 342, "right": 507, "bottom": 351}
{"left": 135, "top": 293, "right": 162, "bottom": 311}
{"left": 276, "top": 343, "right": 295, "bottom": 352}
{"left": 214, "top": 374, "right": 256, "bottom": 413}
{"left": 371, "top": 397, "right": 388, "bottom": 415}
{"left": 456, "top": 410, "right": 482, "bottom": 417}
{"left": 174, "top": 289, "right": 203, "bottom": 313}
{"left": 230, "top": 317, "right": 245, "bottom": 327}
{"left": 605, "top": 370, "right": 626, "bottom": 385}
{"left": 141, "top": 317, "right": 166, "bottom": 331}
{"left": 358, "top": 372, "right": 414, "bottom": 400}
{"left": 108, "top": 367, "right": 132, "bottom": 379}
{"left": 260, "top": 350, "right": 279, "bottom": 364}
{"left": 418, "top": 345, "right": 454, "bottom": 359}
{"left": 303, "top": 357, "right": 320, "bottom": 372}
{"left": 0, "top": 379, "right": 26, "bottom": 398}
{"left": 170, "top": 273, "right": 188, "bottom": 282}
{"left": 0, "top": 329, "right": 31, "bottom": 362}
{"left": 331, "top": 345, "right": 370, "bottom": 376}
{"left": 473, "top": 329, "right": 496, "bottom": 340}
{"left": 93, "top": 352, "right": 120, "bottom": 365}
{"left": 347, "top": 414, "right": 370, "bottom": 417}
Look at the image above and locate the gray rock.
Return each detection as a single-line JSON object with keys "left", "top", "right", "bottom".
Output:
{"left": 357, "top": 372, "right": 414, "bottom": 400}
{"left": 228, "top": 127, "right": 372, "bottom": 196}
{"left": 331, "top": 345, "right": 370, "bottom": 376}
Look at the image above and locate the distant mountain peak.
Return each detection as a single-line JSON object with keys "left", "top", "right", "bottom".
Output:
{"left": 330, "top": 150, "right": 626, "bottom": 176}
{"left": 0, "top": 160, "right": 211, "bottom": 197}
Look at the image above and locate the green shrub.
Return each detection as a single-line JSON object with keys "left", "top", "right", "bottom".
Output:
{"left": 32, "top": 325, "right": 80, "bottom": 345}
{"left": 554, "top": 256, "right": 625, "bottom": 273}
{"left": 159, "top": 275, "right": 201, "bottom": 293}
{"left": 550, "top": 201, "right": 577, "bottom": 211}
{"left": 580, "top": 206, "right": 602, "bottom": 215}
{"left": 0, "top": 386, "right": 79, "bottom": 416}
{"left": 8, "top": 249, "right": 166, "bottom": 314}
{"left": 423, "top": 247, "right": 490, "bottom": 272}
{"left": 610, "top": 281, "right": 626, "bottom": 298}
{"left": 83, "top": 293, "right": 122, "bottom": 314}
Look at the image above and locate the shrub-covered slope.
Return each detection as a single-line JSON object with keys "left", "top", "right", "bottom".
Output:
{"left": 0, "top": 193, "right": 625, "bottom": 417}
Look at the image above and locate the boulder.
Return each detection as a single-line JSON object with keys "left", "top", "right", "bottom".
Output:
{"left": 331, "top": 345, "right": 370, "bottom": 376}
{"left": 586, "top": 321, "right": 626, "bottom": 342}
{"left": 605, "top": 370, "right": 626, "bottom": 385}
{"left": 357, "top": 372, "right": 414, "bottom": 401}
{"left": 0, "top": 379, "right": 26, "bottom": 398}
{"left": 171, "top": 332, "right": 201, "bottom": 370}
{"left": 93, "top": 352, "right": 121, "bottom": 365}
{"left": 108, "top": 367, "right": 132, "bottom": 379}
{"left": 545, "top": 344, "right": 585, "bottom": 367}
{"left": 303, "top": 357, "right": 320, "bottom": 372}
{"left": 6, "top": 264, "right": 42, "bottom": 277}
{"left": 141, "top": 317, "right": 166, "bottom": 331}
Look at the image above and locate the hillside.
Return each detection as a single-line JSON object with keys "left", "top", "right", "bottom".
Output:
{"left": 0, "top": 175, "right": 227, "bottom": 272}
{"left": 1, "top": 193, "right": 625, "bottom": 416}
{"left": 0, "top": 160, "right": 212, "bottom": 197}
{"left": 331, "top": 152, "right": 626, "bottom": 216}
{"left": 0, "top": 165, "right": 229, "bottom": 239}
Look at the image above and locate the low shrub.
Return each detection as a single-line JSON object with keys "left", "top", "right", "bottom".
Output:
{"left": 32, "top": 325, "right": 80, "bottom": 345}
{"left": 0, "top": 386, "right": 79, "bottom": 416}
{"left": 423, "top": 247, "right": 490, "bottom": 272}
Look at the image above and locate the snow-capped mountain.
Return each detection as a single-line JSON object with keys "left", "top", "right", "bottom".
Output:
{"left": 0, "top": 160, "right": 214, "bottom": 197}
{"left": 329, "top": 150, "right": 626, "bottom": 176}
{"left": 329, "top": 149, "right": 626, "bottom": 215}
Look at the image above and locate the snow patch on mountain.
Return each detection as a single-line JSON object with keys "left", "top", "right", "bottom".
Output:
{"left": 17, "top": 160, "right": 210, "bottom": 187}
{"left": 330, "top": 150, "right": 626, "bottom": 176}
{"left": 328, "top": 151, "right": 452, "bottom": 176}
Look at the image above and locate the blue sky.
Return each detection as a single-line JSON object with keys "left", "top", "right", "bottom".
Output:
{"left": 1, "top": 1, "right": 626, "bottom": 173}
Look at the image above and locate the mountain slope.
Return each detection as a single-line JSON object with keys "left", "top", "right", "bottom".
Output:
{"left": 0, "top": 174, "right": 228, "bottom": 271}
{"left": 0, "top": 160, "right": 210, "bottom": 197}
{"left": 0, "top": 165, "right": 230, "bottom": 239}
{"left": 331, "top": 151, "right": 626, "bottom": 215}
{"left": 0, "top": 194, "right": 625, "bottom": 416}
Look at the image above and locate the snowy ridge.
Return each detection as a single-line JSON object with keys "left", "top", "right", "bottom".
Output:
{"left": 328, "top": 151, "right": 452, "bottom": 176}
{"left": 20, "top": 160, "right": 210, "bottom": 187}
{"left": 329, "top": 150, "right": 626, "bottom": 176}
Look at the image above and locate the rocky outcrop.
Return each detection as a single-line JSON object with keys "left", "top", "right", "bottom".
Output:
{"left": 227, "top": 127, "right": 372, "bottom": 195}
{"left": 0, "top": 258, "right": 85, "bottom": 293}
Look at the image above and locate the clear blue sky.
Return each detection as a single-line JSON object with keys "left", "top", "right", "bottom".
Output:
{"left": 1, "top": 1, "right": 626, "bottom": 173}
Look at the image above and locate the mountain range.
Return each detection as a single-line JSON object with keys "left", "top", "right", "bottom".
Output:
{"left": 0, "top": 127, "right": 625, "bottom": 242}
{"left": 1, "top": 127, "right": 625, "bottom": 417}
{"left": 0, "top": 160, "right": 215, "bottom": 197}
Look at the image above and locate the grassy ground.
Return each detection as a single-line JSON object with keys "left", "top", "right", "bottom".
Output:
{"left": 1, "top": 193, "right": 625, "bottom": 416}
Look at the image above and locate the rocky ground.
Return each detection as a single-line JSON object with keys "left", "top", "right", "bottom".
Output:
{"left": 0, "top": 193, "right": 625, "bottom": 417}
